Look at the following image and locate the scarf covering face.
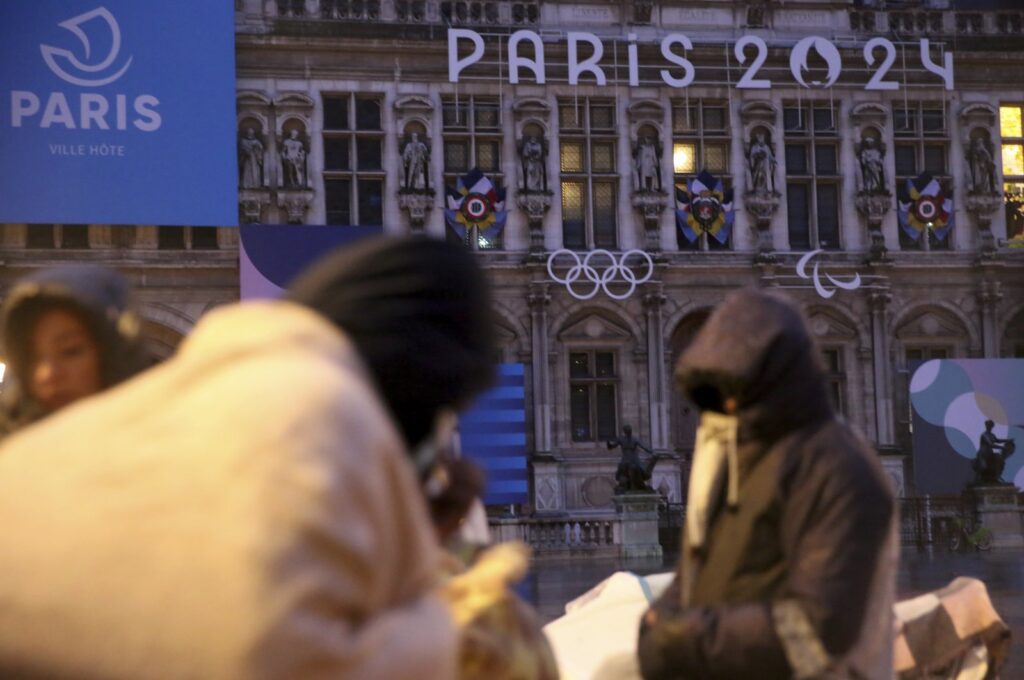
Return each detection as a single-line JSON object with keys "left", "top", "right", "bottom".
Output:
{"left": 686, "top": 410, "right": 739, "bottom": 551}
{"left": 288, "top": 236, "right": 497, "bottom": 453}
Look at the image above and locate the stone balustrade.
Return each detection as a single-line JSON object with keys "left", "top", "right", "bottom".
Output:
{"left": 490, "top": 516, "right": 621, "bottom": 557}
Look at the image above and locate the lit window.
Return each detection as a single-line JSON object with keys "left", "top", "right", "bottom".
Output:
{"left": 559, "top": 98, "right": 618, "bottom": 250}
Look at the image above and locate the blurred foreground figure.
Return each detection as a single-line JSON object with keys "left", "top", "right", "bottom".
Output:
{"left": 638, "top": 290, "right": 897, "bottom": 680}
{"left": 894, "top": 577, "right": 1010, "bottom": 679}
{"left": 428, "top": 458, "right": 559, "bottom": 680}
{"left": 0, "top": 265, "right": 146, "bottom": 436}
{"left": 0, "top": 237, "right": 494, "bottom": 679}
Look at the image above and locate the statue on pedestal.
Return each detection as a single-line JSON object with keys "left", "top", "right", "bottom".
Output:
{"left": 967, "top": 136, "right": 997, "bottom": 196}
{"left": 746, "top": 131, "right": 776, "bottom": 195}
{"left": 972, "top": 420, "right": 1017, "bottom": 485}
{"left": 606, "top": 424, "right": 665, "bottom": 493}
{"left": 518, "top": 134, "right": 548, "bottom": 194}
{"left": 401, "top": 132, "right": 430, "bottom": 192}
{"left": 633, "top": 135, "right": 662, "bottom": 192}
{"left": 857, "top": 135, "right": 887, "bottom": 196}
{"left": 238, "top": 127, "right": 264, "bottom": 189}
{"left": 281, "top": 129, "right": 308, "bottom": 189}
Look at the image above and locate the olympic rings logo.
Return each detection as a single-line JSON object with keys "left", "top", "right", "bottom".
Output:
{"left": 546, "top": 249, "right": 655, "bottom": 300}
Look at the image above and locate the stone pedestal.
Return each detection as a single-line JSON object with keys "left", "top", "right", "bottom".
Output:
{"left": 613, "top": 492, "right": 663, "bottom": 561}
{"left": 967, "top": 484, "right": 1024, "bottom": 549}
{"left": 631, "top": 190, "right": 667, "bottom": 253}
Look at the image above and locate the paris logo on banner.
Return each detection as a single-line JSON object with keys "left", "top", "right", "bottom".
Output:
{"left": 445, "top": 168, "right": 507, "bottom": 246}
{"left": 676, "top": 170, "right": 734, "bottom": 246}
{"left": 898, "top": 173, "right": 954, "bottom": 244}
{"left": 0, "top": 2, "right": 237, "bottom": 225}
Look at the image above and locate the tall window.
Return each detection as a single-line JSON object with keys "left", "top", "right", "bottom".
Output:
{"left": 894, "top": 103, "right": 950, "bottom": 250}
{"left": 322, "top": 94, "right": 384, "bottom": 227}
{"left": 442, "top": 95, "right": 503, "bottom": 250}
{"left": 821, "top": 347, "right": 847, "bottom": 416}
{"left": 1000, "top": 104, "right": 1024, "bottom": 243}
{"left": 784, "top": 103, "right": 841, "bottom": 250}
{"left": 673, "top": 100, "right": 731, "bottom": 250}
{"left": 569, "top": 350, "right": 618, "bottom": 442}
{"left": 60, "top": 224, "right": 89, "bottom": 249}
{"left": 25, "top": 224, "right": 55, "bottom": 249}
{"left": 559, "top": 99, "right": 617, "bottom": 250}
{"left": 156, "top": 226, "right": 218, "bottom": 250}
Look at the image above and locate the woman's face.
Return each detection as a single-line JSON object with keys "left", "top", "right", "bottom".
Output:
{"left": 28, "top": 307, "right": 102, "bottom": 413}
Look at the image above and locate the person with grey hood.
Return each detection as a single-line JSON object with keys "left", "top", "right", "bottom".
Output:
{"left": 0, "top": 264, "right": 147, "bottom": 438}
{"left": 637, "top": 289, "right": 897, "bottom": 680}
{"left": 0, "top": 236, "right": 495, "bottom": 679}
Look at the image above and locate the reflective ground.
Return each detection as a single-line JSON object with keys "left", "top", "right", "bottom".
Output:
{"left": 522, "top": 547, "right": 1024, "bottom": 676}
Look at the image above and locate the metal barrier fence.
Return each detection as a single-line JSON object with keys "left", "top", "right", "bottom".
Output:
{"left": 899, "top": 495, "right": 969, "bottom": 549}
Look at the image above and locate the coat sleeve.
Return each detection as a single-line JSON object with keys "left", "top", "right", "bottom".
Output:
{"left": 246, "top": 371, "right": 458, "bottom": 680}
{"left": 637, "top": 433, "right": 894, "bottom": 680}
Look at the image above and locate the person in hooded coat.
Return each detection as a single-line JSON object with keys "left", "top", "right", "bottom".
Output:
{"left": 0, "top": 236, "right": 495, "bottom": 680}
{"left": 637, "top": 289, "right": 897, "bottom": 680}
{"left": 0, "top": 264, "right": 148, "bottom": 437}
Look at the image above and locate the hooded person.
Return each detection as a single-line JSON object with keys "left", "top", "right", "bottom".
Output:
{"left": 637, "top": 289, "right": 897, "bottom": 680}
{"left": 0, "top": 264, "right": 148, "bottom": 436}
{"left": 0, "top": 236, "right": 495, "bottom": 680}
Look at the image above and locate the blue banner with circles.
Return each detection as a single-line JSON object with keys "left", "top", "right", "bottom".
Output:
{"left": 0, "top": 2, "right": 236, "bottom": 225}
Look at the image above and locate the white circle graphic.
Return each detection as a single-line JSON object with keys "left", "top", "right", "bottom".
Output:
{"left": 547, "top": 249, "right": 654, "bottom": 301}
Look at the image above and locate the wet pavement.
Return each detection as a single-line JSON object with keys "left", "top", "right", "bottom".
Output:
{"left": 521, "top": 547, "right": 1024, "bottom": 676}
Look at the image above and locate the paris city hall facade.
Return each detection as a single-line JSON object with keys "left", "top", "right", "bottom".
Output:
{"left": 3, "top": 1, "right": 1023, "bottom": 522}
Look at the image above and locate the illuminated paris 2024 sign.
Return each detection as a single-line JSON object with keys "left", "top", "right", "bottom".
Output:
{"left": 448, "top": 30, "right": 954, "bottom": 91}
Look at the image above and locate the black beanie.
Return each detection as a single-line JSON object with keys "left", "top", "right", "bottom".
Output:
{"left": 287, "top": 236, "right": 496, "bottom": 449}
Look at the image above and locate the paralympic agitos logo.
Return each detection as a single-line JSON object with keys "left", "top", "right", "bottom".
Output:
{"left": 10, "top": 7, "right": 161, "bottom": 132}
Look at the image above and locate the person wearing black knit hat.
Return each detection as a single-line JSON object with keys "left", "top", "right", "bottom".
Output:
{"left": 0, "top": 264, "right": 147, "bottom": 437}
{"left": 288, "top": 235, "right": 496, "bottom": 473}
{"left": 0, "top": 235, "right": 493, "bottom": 680}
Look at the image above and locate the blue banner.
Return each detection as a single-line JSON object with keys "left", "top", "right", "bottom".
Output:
{"left": 0, "top": 2, "right": 236, "bottom": 225}
{"left": 460, "top": 363, "right": 529, "bottom": 506}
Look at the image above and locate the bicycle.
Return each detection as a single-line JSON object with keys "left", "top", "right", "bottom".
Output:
{"left": 948, "top": 515, "right": 993, "bottom": 552}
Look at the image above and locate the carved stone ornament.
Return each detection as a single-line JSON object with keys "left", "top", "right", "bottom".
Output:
{"left": 238, "top": 188, "right": 270, "bottom": 224}
{"left": 633, "top": 0, "right": 653, "bottom": 24}
{"left": 632, "top": 190, "right": 668, "bottom": 252}
{"left": 966, "top": 193, "right": 1004, "bottom": 257}
{"left": 276, "top": 189, "right": 313, "bottom": 225}
{"left": 398, "top": 190, "right": 435, "bottom": 231}
{"left": 517, "top": 191, "right": 552, "bottom": 255}
{"left": 855, "top": 193, "right": 892, "bottom": 261}
{"left": 744, "top": 191, "right": 780, "bottom": 259}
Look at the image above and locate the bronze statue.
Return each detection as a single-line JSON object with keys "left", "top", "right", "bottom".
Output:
{"left": 972, "top": 419, "right": 1016, "bottom": 485}
{"left": 607, "top": 424, "right": 664, "bottom": 493}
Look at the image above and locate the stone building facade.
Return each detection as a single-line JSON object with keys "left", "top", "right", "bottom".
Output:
{"left": 3, "top": 1, "right": 1024, "bottom": 520}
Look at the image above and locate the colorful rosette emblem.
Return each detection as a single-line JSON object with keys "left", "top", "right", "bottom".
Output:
{"left": 675, "top": 170, "right": 734, "bottom": 245}
{"left": 445, "top": 168, "right": 507, "bottom": 242}
{"left": 898, "top": 173, "right": 954, "bottom": 243}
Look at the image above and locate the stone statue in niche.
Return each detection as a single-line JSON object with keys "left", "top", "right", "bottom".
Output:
{"left": 238, "top": 126, "right": 264, "bottom": 189}
{"left": 746, "top": 131, "right": 776, "bottom": 195}
{"left": 633, "top": 134, "right": 662, "bottom": 192}
{"left": 518, "top": 134, "right": 548, "bottom": 193}
{"left": 967, "top": 135, "right": 997, "bottom": 195}
{"left": 281, "top": 129, "right": 308, "bottom": 188}
{"left": 857, "top": 135, "right": 887, "bottom": 195}
{"left": 401, "top": 132, "right": 430, "bottom": 191}
{"left": 606, "top": 424, "right": 666, "bottom": 493}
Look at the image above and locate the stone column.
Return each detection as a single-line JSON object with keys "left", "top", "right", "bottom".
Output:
{"left": 869, "top": 285, "right": 894, "bottom": 447}
{"left": 643, "top": 285, "right": 669, "bottom": 452}
{"left": 528, "top": 284, "right": 553, "bottom": 456}
{"left": 978, "top": 280, "right": 1003, "bottom": 357}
